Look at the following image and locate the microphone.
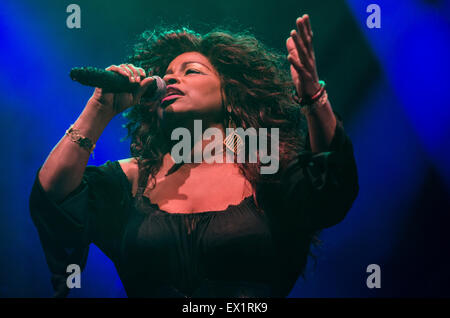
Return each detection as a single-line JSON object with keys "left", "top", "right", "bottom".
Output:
{"left": 69, "top": 67, "right": 166, "bottom": 101}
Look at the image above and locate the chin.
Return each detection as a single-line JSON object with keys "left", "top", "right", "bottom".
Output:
{"left": 164, "top": 101, "right": 194, "bottom": 114}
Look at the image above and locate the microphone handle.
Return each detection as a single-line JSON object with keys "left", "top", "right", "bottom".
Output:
{"left": 69, "top": 67, "right": 166, "bottom": 100}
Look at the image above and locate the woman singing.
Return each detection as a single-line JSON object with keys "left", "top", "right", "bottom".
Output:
{"left": 29, "top": 14, "right": 359, "bottom": 297}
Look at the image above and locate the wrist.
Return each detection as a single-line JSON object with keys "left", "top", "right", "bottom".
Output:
{"left": 65, "top": 124, "right": 96, "bottom": 157}
{"left": 301, "top": 90, "right": 328, "bottom": 117}
{"left": 295, "top": 80, "right": 326, "bottom": 104}
{"left": 85, "top": 99, "right": 117, "bottom": 122}
{"left": 293, "top": 80, "right": 328, "bottom": 115}
{"left": 69, "top": 101, "right": 114, "bottom": 144}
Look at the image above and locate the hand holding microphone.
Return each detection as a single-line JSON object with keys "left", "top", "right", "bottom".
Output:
{"left": 70, "top": 64, "right": 166, "bottom": 116}
{"left": 36, "top": 64, "right": 165, "bottom": 199}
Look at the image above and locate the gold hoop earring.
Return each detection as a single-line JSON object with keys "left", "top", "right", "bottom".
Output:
{"left": 223, "top": 111, "right": 243, "bottom": 155}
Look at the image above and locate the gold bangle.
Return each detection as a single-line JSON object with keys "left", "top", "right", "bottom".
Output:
{"left": 65, "top": 124, "right": 96, "bottom": 158}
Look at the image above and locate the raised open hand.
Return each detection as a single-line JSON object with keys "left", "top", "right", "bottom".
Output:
{"left": 286, "top": 14, "right": 321, "bottom": 100}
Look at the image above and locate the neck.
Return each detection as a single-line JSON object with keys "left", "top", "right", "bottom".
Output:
{"left": 188, "top": 124, "right": 228, "bottom": 164}
{"left": 162, "top": 116, "right": 229, "bottom": 165}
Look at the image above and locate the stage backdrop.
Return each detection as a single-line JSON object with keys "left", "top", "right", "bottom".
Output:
{"left": 0, "top": 0, "right": 449, "bottom": 297}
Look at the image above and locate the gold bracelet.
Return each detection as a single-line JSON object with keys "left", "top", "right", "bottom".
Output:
{"left": 65, "top": 124, "right": 96, "bottom": 158}
{"left": 300, "top": 90, "right": 328, "bottom": 116}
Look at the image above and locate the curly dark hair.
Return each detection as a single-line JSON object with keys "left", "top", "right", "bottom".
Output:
{"left": 122, "top": 25, "right": 323, "bottom": 282}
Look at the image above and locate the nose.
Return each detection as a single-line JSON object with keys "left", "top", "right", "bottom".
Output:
{"left": 163, "top": 75, "right": 178, "bottom": 85}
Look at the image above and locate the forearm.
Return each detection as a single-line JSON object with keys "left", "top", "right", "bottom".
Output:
{"left": 304, "top": 98, "right": 337, "bottom": 153}
{"left": 38, "top": 99, "right": 115, "bottom": 202}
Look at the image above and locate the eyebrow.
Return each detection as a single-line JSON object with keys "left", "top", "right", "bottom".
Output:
{"left": 165, "top": 61, "right": 212, "bottom": 75}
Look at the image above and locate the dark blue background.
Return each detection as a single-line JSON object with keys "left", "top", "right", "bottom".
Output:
{"left": 1, "top": 0, "right": 449, "bottom": 297}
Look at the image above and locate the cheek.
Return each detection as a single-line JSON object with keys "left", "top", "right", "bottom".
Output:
{"left": 191, "top": 81, "right": 223, "bottom": 109}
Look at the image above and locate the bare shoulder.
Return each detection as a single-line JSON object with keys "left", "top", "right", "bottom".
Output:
{"left": 118, "top": 157, "right": 139, "bottom": 187}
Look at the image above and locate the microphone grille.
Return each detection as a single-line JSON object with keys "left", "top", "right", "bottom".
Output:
{"left": 152, "top": 76, "right": 166, "bottom": 101}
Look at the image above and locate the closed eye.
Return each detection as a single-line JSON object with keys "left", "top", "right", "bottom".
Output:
{"left": 186, "top": 69, "right": 201, "bottom": 74}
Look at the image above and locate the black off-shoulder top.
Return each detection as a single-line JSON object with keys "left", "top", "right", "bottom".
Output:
{"left": 29, "top": 113, "right": 359, "bottom": 298}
